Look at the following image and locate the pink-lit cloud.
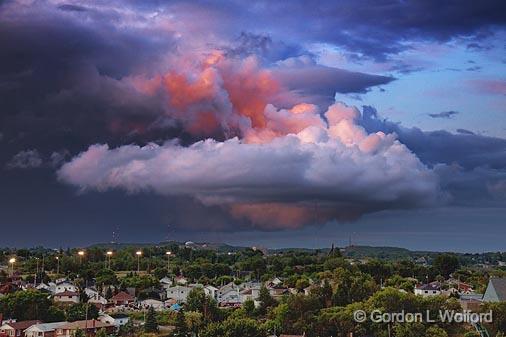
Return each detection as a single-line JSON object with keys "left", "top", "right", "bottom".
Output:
{"left": 58, "top": 102, "right": 440, "bottom": 229}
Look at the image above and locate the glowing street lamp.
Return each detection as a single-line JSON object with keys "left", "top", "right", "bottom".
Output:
{"left": 8, "top": 257, "right": 16, "bottom": 276}
{"left": 106, "top": 251, "right": 113, "bottom": 269}
{"left": 78, "top": 250, "right": 85, "bottom": 264}
{"left": 55, "top": 256, "right": 60, "bottom": 275}
{"left": 136, "top": 251, "right": 142, "bottom": 272}
{"left": 165, "top": 251, "right": 172, "bottom": 271}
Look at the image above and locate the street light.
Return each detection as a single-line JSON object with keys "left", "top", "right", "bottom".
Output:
{"left": 165, "top": 251, "right": 172, "bottom": 271}
{"left": 78, "top": 250, "right": 85, "bottom": 264}
{"left": 136, "top": 251, "right": 142, "bottom": 272}
{"left": 8, "top": 257, "right": 16, "bottom": 276}
{"left": 106, "top": 251, "right": 113, "bottom": 269}
{"left": 55, "top": 256, "right": 60, "bottom": 275}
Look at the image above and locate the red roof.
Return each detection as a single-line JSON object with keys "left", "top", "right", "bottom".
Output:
{"left": 2, "top": 320, "right": 41, "bottom": 330}
{"left": 111, "top": 291, "right": 135, "bottom": 302}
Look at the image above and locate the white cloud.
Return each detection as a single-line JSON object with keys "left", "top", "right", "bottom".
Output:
{"left": 58, "top": 102, "right": 440, "bottom": 229}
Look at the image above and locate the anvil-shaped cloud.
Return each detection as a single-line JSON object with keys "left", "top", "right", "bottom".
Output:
{"left": 58, "top": 102, "right": 440, "bottom": 229}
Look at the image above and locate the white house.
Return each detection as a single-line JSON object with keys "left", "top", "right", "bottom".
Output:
{"left": 98, "top": 313, "right": 129, "bottom": 327}
{"left": 159, "top": 277, "right": 173, "bottom": 289}
{"left": 166, "top": 285, "right": 193, "bottom": 303}
{"left": 139, "top": 299, "right": 166, "bottom": 311}
{"left": 175, "top": 276, "right": 188, "bottom": 285}
{"left": 218, "top": 283, "right": 241, "bottom": 304}
{"left": 240, "top": 287, "right": 260, "bottom": 303}
{"left": 54, "top": 291, "right": 80, "bottom": 304}
{"left": 36, "top": 283, "right": 51, "bottom": 292}
{"left": 84, "top": 287, "right": 99, "bottom": 298}
{"left": 25, "top": 322, "right": 67, "bottom": 337}
{"left": 54, "top": 282, "right": 78, "bottom": 294}
{"left": 414, "top": 283, "right": 441, "bottom": 297}
{"left": 204, "top": 285, "right": 219, "bottom": 300}
{"left": 88, "top": 293, "right": 108, "bottom": 307}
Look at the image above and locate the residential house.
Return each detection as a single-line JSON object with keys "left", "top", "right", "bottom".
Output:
{"left": 35, "top": 283, "right": 51, "bottom": 292}
{"left": 166, "top": 285, "right": 192, "bottom": 303}
{"left": 54, "top": 282, "right": 77, "bottom": 295}
{"left": 110, "top": 291, "right": 135, "bottom": 306}
{"left": 174, "top": 276, "right": 188, "bottom": 285}
{"left": 204, "top": 285, "right": 218, "bottom": 300}
{"left": 55, "top": 320, "right": 114, "bottom": 337}
{"left": 482, "top": 278, "right": 506, "bottom": 302}
{"left": 88, "top": 293, "right": 108, "bottom": 309}
{"left": 159, "top": 277, "right": 173, "bottom": 289}
{"left": 98, "top": 313, "right": 129, "bottom": 328}
{"left": 240, "top": 287, "right": 260, "bottom": 303}
{"left": 54, "top": 291, "right": 80, "bottom": 304}
{"left": 218, "top": 283, "right": 241, "bottom": 305}
{"left": 139, "top": 299, "right": 165, "bottom": 311}
{"left": 0, "top": 320, "right": 41, "bottom": 337}
{"left": 24, "top": 322, "right": 67, "bottom": 337}
{"left": 414, "top": 283, "right": 441, "bottom": 297}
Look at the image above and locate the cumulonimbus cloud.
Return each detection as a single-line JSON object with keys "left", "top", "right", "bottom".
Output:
{"left": 58, "top": 102, "right": 440, "bottom": 229}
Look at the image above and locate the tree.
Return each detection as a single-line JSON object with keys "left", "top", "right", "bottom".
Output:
{"left": 257, "top": 285, "right": 276, "bottom": 315}
{"left": 66, "top": 303, "right": 99, "bottom": 322}
{"left": 201, "top": 318, "right": 265, "bottom": 337}
{"left": 73, "top": 328, "right": 85, "bottom": 337}
{"left": 433, "top": 254, "right": 460, "bottom": 278}
{"left": 185, "top": 311, "right": 203, "bottom": 336}
{"left": 243, "top": 299, "right": 255, "bottom": 317}
{"left": 425, "top": 326, "right": 448, "bottom": 337}
{"left": 144, "top": 306, "right": 159, "bottom": 333}
{"left": 105, "top": 287, "right": 113, "bottom": 300}
{"left": 185, "top": 287, "right": 219, "bottom": 322}
{"left": 0, "top": 290, "right": 53, "bottom": 321}
{"left": 173, "top": 309, "right": 188, "bottom": 337}
{"left": 96, "top": 328, "right": 108, "bottom": 337}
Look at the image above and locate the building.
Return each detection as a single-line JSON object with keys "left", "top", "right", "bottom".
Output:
{"left": 55, "top": 320, "right": 114, "bottom": 337}
{"left": 110, "top": 291, "right": 135, "bottom": 306}
{"left": 166, "top": 285, "right": 193, "bottom": 303}
{"left": 98, "top": 313, "right": 129, "bottom": 328}
{"left": 482, "top": 278, "right": 506, "bottom": 302}
{"left": 24, "top": 322, "right": 67, "bottom": 337}
{"left": 54, "top": 282, "right": 78, "bottom": 295}
{"left": 204, "top": 285, "right": 219, "bottom": 300}
{"left": 139, "top": 299, "right": 165, "bottom": 310}
{"left": 0, "top": 320, "right": 41, "bottom": 337}
{"left": 54, "top": 291, "right": 80, "bottom": 304}
{"left": 240, "top": 287, "right": 260, "bottom": 303}
{"left": 88, "top": 293, "right": 108, "bottom": 309}
{"left": 159, "top": 277, "right": 173, "bottom": 289}
{"left": 414, "top": 283, "right": 441, "bottom": 297}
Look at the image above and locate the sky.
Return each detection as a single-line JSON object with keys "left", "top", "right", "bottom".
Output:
{"left": 0, "top": 0, "right": 505, "bottom": 251}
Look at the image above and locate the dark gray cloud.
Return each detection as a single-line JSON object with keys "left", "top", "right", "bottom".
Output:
{"left": 178, "top": 0, "right": 506, "bottom": 60}
{"left": 456, "top": 128, "right": 476, "bottom": 135}
{"left": 6, "top": 150, "right": 43, "bottom": 169}
{"left": 428, "top": 110, "right": 460, "bottom": 118}
{"left": 361, "top": 106, "right": 506, "bottom": 170}
{"left": 359, "top": 106, "right": 506, "bottom": 211}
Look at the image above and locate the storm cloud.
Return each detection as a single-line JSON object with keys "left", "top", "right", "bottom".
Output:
{"left": 58, "top": 102, "right": 440, "bottom": 229}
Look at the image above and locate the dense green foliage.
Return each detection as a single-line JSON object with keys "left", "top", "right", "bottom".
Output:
{"left": 0, "top": 244, "right": 505, "bottom": 336}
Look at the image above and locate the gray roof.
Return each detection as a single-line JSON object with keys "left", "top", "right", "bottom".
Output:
{"left": 25, "top": 322, "right": 68, "bottom": 332}
{"left": 490, "top": 278, "right": 506, "bottom": 301}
